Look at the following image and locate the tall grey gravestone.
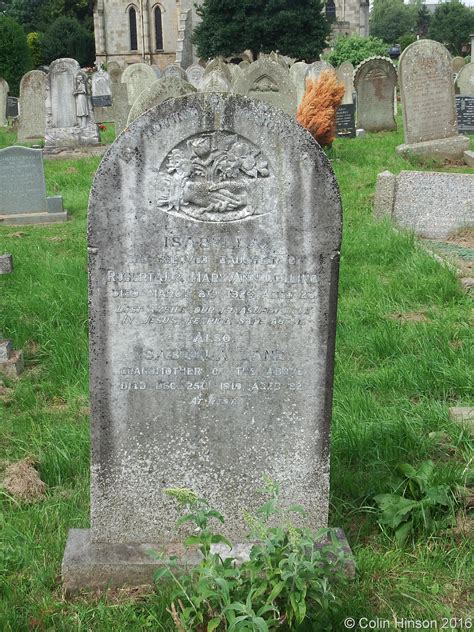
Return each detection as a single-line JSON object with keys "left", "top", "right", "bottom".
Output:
{"left": 61, "top": 93, "right": 345, "bottom": 592}
{"left": 397, "top": 40, "right": 469, "bottom": 161}
{"left": 0, "top": 79, "right": 9, "bottom": 127}
{"left": 354, "top": 57, "right": 397, "bottom": 132}
{"left": 234, "top": 58, "right": 296, "bottom": 116}
{"left": 0, "top": 147, "right": 67, "bottom": 225}
{"left": 336, "top": 62, "right": 355, "bottom": 106}
{"left": 290, "top": 61, "right": 309, "bottom": 107}
{"left": 45, "top": 59, "right": 99, "bottom": 148}
{"left": 18, "top": 70, "right": 47, "bottom": 141}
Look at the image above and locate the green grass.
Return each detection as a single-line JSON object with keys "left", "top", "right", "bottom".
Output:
{"left": 1, "top": 120, "right": 473, "bottom": 630}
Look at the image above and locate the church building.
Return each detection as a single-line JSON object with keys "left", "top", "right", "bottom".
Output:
{"left": 93, "top": 0, "right": 370, "bottom": 69}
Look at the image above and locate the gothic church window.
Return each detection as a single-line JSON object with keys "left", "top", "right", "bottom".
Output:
{"left": 326, "top": 0, "right": 336, "bottom": 22}
{"left": 155, "top": 6, "right": 163, "bottom": 51}
{"left": 129, "top": 6, "right": 138, "bottom": 50}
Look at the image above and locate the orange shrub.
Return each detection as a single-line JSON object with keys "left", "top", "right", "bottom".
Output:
{"left": 296, "top": 69, "right": 345, "bottom": 147}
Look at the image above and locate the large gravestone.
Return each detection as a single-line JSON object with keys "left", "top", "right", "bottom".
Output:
{"left": 127, "top": 77, "right": 196, "bottom": 125}
{"left": 0, "top": 147, "right": 67, "bottom": 225}
{"left": 397, "top": 40, "right": 469, "bottom": 161}
{"left": 18, "top": 71, "right": 47, "bottom": 141}
{"left": 45, "top": 59, "right": 99, "bottom": 148}
{"left": 163, "top": 63, "right": 187, "bottom": 81}
{"left": 336, "top": 62, "right": 355, "bottom": 105}
{"left": 354, "top": 57, "right": 397, "bottom": 132}
{"left": 456, "top": 62, "right": 474, "bottom": 96}
{"left": 234, "top": 58, "right": 296, "bottom": 115}
{"left": 61, "top": 93, "right": 344, "bottom": 592}
{"left": 0, "top": 79, "right": 8, "bottom": 127}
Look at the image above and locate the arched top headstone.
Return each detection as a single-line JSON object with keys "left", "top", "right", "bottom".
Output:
{"left": 87, "top": 93, "right": 342, "bottom": 546}
{"left": 336, "top": 61, "right": 355, "bottom": 105}
{"left": 18, "top": 70, "right": 47, "bottom": 141}
{"left": 305, "top": 60, "right": 334, "bottom": 83}
{"left": 353, "top": 57, "right": 397, "bottom": 132}
{"left": 456, "top": 62, "right": 474, "bottom": 96}
{"left": 186, "top": 63, "right": 205, "bottom": 88}
{"left": 398, "top": 39, "right": 458, "bottom": 144}
{"left": 233, "top": 58, "right": 296, "bottom": 115}
{"left": 126, "top": 77, "right": 196, "bottom": 125}
{"left": 163, "top": 63, "right": 187, "bottom": 80}
{"left": 121, "top": 63, "right": 156, "bottom": 105}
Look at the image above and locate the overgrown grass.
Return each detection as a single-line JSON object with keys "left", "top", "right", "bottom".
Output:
{"left": 0, "top": 119, "right": 473, "bottom": 630}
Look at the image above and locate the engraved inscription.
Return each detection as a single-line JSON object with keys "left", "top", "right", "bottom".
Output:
{"left": 155, "top": 131, "right": 271, "bottom": 222}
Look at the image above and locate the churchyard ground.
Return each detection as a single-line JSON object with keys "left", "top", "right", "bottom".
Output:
{"left": 0, "top": 120, "right": 473, "bottom": 630}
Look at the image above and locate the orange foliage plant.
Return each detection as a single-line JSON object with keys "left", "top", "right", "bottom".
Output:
{"left": 296, "top": 69, "right": 345, "bottom": 147}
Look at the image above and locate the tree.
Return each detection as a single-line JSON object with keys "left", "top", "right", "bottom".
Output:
{"left": 416, "top": 4, "right": 431, "bottom": 38}
{"left": 41, "top": 16, "right": 95, "bottom": 67}
{"left": 193, "top": 0, "right": 331, "bottom": 62}
{"left": 326, "top": 35, "right": 387, "bottom": 67}
{"left": 0, "top": 15, "right": 32, "bottom": 95}
{"left": 370, "top": 0, "right": 417, "bottom": 44}
{"left": 428, "top": 0, "right": 474, "bottom": 56}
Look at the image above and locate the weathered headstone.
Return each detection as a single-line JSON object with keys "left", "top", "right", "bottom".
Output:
{"left": 336, "top": 104, "right": 356, "bottom": 138}
{"left": 374, "top": 170, "right": 473, "bottom": 238}
{"left": 18, "top": 70, "right": 47, "bottom": 141}
{"left": 452, "top": 56, "right": 465, "bottom": 74}
{"left": 456, "top": 96, "right": 474, "bottom": 134}
{"left": 0, "top": 146, "right": 67, "bottom": 224}
{"left": 62, "top": 93, "right": 345, "bottom": 592}
{"left": 0, "top": 79, "right": 9, "bottom": 127}
{"left": 0, "top": 253, "right": 13, "bottom": 274}
{"left": 0, "top": 337, "right": 23, "bottom": 378}
{"left": 228, "top": 64, "right": 244, "bottom": 87}
{"left": 336, "top": 61, "right": 355, "bottom": 105}
{"left": 186, "top": 63, "right": 205, "bottom": 88}
{"left": 234, "top": 58, "right": 296, "bottom": 115}
{"left": 151, "top": 66, "right": 162, "bottom": 79}
{"left": 456, "top": 62, "right": 474, "bottom": 96}
{"left": 163, "top": 63, "right": 187, "bottom": 81}
{"left": 45, "top": 59, "right": 99, "bottom": 148}
{"left": 199, "top": 70, "right": 232, "bottom": 93}
{"left": 305, "top": 61, "right": 334, "bottom": 84}
{"left": 354, "top": 57, "right": 397, "bottom": 132}
{"left": 92, "top": 67, "right": 112, "bottom": 107}
{"left": 127, "top": 77, "right": 196, "bottom": 125}
{"left": 397, "top": 40, "right": 469, "bottom": 161}
{"left": 121, "top": 63, "right": 156, "bottom": 107}
{"left": 289, "top": 61, "right": 309, "bottom": 106}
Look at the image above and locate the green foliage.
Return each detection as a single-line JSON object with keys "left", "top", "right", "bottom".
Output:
{"left": 156, "top": 480, "right": 347, "bottom": 630}
{"left": 428, "top": 0, "right": 474, "bottom": 56}
{"left": 326, "top": 35, "right": 387, "bottom": 67}
{"left": 1, "top": 0, "right": 92, "bottom": 33}
{"left": 374, "top": 461, "right": 459, "bottom": 546}
{"left": 416, "top": 4, "right": 431, "bottom": 38}
{"left": 369, "top": 0, "right": 417, "bottom": 44}
{"left": 27, "top": 31, "right": 44, "bottom": 67}
{"left": 0, "top": 15, "right": 32, "bottom": 95}
{"left": 41, "top": 16, "right": 95, "bottom": 67}
{"left": 399, "top": 33, "right": 416, "bottom": 52}
{"left": 193, "top": 0, "right": 330, "bottom": 61}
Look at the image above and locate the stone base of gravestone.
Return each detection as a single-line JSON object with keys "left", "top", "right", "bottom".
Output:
{"left": 45, "top": 122, "right": 100, "bottom": 149}
{"left": 0, "top": 340, "right": 24, "bottom": 378}
{"left": 0, "top": 254, "right": 13, "bottom": 274}
{"left": 62, "top": 527, "right": 355, "bottom": 594}
{"left": 464, "top": 150, "right": 474, "bottom": 166}
{"left": 1, "top": 196, "right": 68, "bottom": 225}
{"left": 374, "top": 170, "right": 473, "bottom": 239}
{"left": 396, "top": 135, "right": 470, "bottom": 162}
